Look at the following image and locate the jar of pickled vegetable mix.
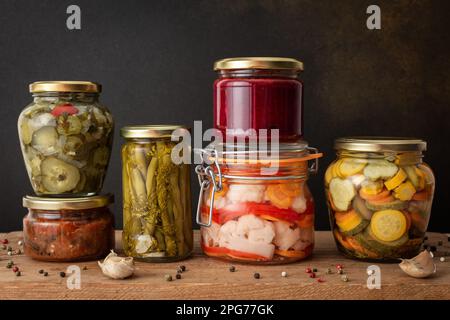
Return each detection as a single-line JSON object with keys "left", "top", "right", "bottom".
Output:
{"left": 214, "top": 57, "right": 304, "bottom": 143}
{"left": 120, "top": 125, "right": 193, "bottom": 262}
{"left": 325, "top": 137, "right": 435, "bottom": 261}
{"left": 18, "top": 81, "right": 114, "bottom": 196}
{"left": 196, "top": 142, "right": 322, "bottom": 264}
{"left": 22, "top": 194, "right": 115, "bottom": 262}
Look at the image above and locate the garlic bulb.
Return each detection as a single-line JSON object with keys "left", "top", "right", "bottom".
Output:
{"left": 399, "top": 250, "right": 437, "bottom": 278}
{"left": 98, "top": 250, "right": 135, "bottom": 280}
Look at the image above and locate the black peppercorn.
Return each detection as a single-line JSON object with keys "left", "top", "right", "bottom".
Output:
{"left": 229, "top": 266, "right": 236, "bottom": 272}
{"left": 254, "top": 272, "right": 260, "bottom": 279}
{"left": 176, "top": 274, "right": 181, "bottom": 280}
{"left": 44, "top": 272, "right": 48, "bottom": 276}
{"left": 179, "top": 265, "right": 186, "bottom": 272}
{"left": 59, "top": 272, "right": 66, "bottom": 278}
{"left": 38, "top": 269, "right": 44, "bottom": 274}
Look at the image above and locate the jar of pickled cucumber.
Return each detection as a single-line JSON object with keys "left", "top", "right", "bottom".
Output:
{"left": 121, "top": 125, "right": 193, "bottom": 262}
{"left": 23, "top": 194, "right": 115, "bottom": 262}
{"left": 196, "top": 142, "right": 322, "bottom": 264}
{"left": 325, "top": 137, "right": 435, "bottom": 261}
{"left": 18, "top": 81, "right": 114, "bottom": 196}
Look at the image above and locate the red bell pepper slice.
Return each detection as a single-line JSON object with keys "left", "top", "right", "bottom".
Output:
{"left": 51, "top": 103, "right": 79, "bottom": 117}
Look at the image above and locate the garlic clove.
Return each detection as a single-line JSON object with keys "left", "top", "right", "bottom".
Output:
{"left": 399, "top": 250, "right": 437, "bottom": 278}
{"left": 98, "top": 250, "right": 135, "bottom": 280}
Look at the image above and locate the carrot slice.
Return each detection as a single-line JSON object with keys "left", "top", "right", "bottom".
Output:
{"left": 227, "top": 249, "right": 271, "bottom": 261}
{"left": 412, "top": 191, "right": 428, "bottom": 201}
{"left": 359, "top": 188, "right": 391, "bottom": 201}
{"left": 275, "top": 249, "right": 307, "bottom": 258}
{"left": 297, "top": 213, "right": 314, "bottom": 228}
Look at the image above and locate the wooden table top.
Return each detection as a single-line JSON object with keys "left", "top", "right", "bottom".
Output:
{"left": 0, "top": 230, "right": 449, "bottom": 300}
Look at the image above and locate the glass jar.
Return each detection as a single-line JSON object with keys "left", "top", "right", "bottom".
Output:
{"left": 325, "top": 137, "right": 435, "bottom": 261}
{"left": 214, "top": 57, "right": 304, "bottom": 143}
{"left": 22, "top": 194, "right": 115, "bottom": 262}
{"left": 18, "top": 81, "right": 114, "bottom": 196}
{"left": 120, "top": 125, "right": 193, "bottom": 262}
{"left": 196, "top": 142, "right": 322, "bottom": 264}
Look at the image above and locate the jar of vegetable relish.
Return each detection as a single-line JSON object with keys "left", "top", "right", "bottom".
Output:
{"left": 22, "top": 194, "right": 115, "bottom": 262}
{"left": 325, "top": 137, "right": 435, "bottom": 261}
{"left": 18, "top": 81, "right": 114, "bottom": 197}
{"left": 196, "top": 142, "right": 322, "bottom": 264}
{"left": 214, "top": 57, "right": 304, "bottom": 143}
{"left": 121, "top": 125, "right": 193, "bottom": 262}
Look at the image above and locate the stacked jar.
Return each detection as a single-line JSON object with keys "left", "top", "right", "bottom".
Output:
{"left": 197, "top": 58, "right": 323, "bottom": 264}
{"left": 18, "top": 81, "right": 115, "bottom": 261}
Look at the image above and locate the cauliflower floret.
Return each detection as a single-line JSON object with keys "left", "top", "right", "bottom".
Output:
{"left": 226, "top": 184, "right": 266, "bottom": 204}
{"left": 292, "top": 227, "right": 314, "bottom": 251}
{"left": 291, "top": 194, "right": 307, "bottom": 213}
{"left": 217, "top": 215, "right": 276, "bottom": 259}
{"left": 273, "top": 221, "right": 301, "bottom": 250}
{"left": 201, "top": 222, "right": 221, "bottom": 247}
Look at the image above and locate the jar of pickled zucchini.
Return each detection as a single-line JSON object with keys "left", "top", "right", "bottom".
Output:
{"left": 120, "top": 125, "right": 193, "bottom": 262}
{"left": 22, "top": 194, "right": 115, "bottom": 262}
{"left": 325, "top": 137, "right": 435, "bottom": 261}
{"left": 214, "top": 57, "right": 304, "bottom": 142}
{"left": 18, "top": 81, "right": 114, "bottom": 196}
{"left": 196, "top": 142, "right": 322, "bottom": 264}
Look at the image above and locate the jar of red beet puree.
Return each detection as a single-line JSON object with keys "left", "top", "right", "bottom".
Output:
{"left": 214, "top": 57, "right": 304, "bottom": 143}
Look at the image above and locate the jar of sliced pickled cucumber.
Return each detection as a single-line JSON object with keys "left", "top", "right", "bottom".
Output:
{"left": 22, "top": 194, "right": 115, "bottom": 262}
{"left": 196, "top": 142, "right": 322, "bottom": 264}
{"left": 325, "top": 137, "right": 435, "bottom": 261}
{"left": 121, "top": 125, "right": 193, "bottom": 262}
{"left": 18, "top": 81, "right": 114, "bottom": 196}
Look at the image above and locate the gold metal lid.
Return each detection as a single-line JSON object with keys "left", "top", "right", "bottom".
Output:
{"left": 23, "top": 194, "right": 113, "bottom": 210}
{"left": 334, "top": 137, "right": 427, "bottom": 152}
{"left": 29, "top": 81, "right": 101, "bottom": 93}
{"left": 214, "top": 57, "right": 304, "bottom": 71}
{"left": 121, "top": 125, "right": 189, "bottom": 139}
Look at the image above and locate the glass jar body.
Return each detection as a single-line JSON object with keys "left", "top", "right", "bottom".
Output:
{"left": 121, "top": 138, "right": 193, "bottom": 262}
{"left": 325, "top": 151, "right": 435, "bottom": 261}
{"left": 23, "top": 206, "right": 115, "bottom": 262}
{"left": 214, "top": 70, "right": 303, "bottom": 142}
{"left": 199, "top": 158, "right": 315, "bottom": 264}
{"left": 18, "top": 92, "right": 114, "bottom": 196}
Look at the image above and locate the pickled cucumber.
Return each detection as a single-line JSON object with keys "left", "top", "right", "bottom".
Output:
{"left": 41, "top": 157, "right": 81, "bottom": 193}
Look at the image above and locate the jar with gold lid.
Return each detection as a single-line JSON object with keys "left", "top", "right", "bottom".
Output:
{"left": 18, "top": 81, "right": 114, "bottom": 196}
{"left": 22, "top": 194, "right": 115, "bottom": 262}
{"left": 121, "top": 125, "right": 193, "bottom": 262}
{"left": 325, "top": 137, "right": 435, "bottom": 261}
{"left": 214, "top": 57, "right": 304, "bottom": 143}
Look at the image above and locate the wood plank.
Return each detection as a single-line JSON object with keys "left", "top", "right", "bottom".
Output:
{"left": 0, "top": 231, "right": 448, "bottom": 300}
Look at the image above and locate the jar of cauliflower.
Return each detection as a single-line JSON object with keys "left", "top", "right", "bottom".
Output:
{"left": 326, "top": 137, "right": 435, "bottom": 261}
{"left": 196, "top": 142, "right": 322, "bottom": 264}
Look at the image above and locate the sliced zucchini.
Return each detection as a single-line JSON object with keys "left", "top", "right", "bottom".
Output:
{"left": 393, "top": 181, "right": 416, "bottom": 201}
{"left": 352, "top": 195, "right": 373, "bottom": 220}
{"left": 337, "top": 158, "right": 367, "bottom": 177}
{"left": 365, "top": 199, "right": 408, "bottom": 211}
{"left": 335, "top": 210, "right": 369, "bottom": 236}
{"left": 370, "top": 209, "right": 407, "bottom": 242}
{"left": 329, "top": 178, "right": 356, "bottom": 212}
{"left": 363, "top": 160, "right": 398, "bottom": 181}
{"left": 384, "top": 168, "right": 407, "bottom": 190}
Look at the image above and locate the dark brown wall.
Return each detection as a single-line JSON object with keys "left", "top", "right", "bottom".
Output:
{"left": 0, "top": 0, "right": 449, "bottom": 231}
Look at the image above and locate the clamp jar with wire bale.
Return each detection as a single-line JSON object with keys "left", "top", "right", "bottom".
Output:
{"left": 196, "top": 142, "right": 322, "bottom": 264}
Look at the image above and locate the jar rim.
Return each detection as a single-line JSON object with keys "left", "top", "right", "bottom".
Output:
{"left": 334, "top": 137, "right": 427, "bottom": 153}
{"left": 23, "top": 194, "right": 114, "bottom": 210}
{"left": 214, "top": 57, "right": 304, "bottom": 72}
{"left": 29, "top": 81, "right": 101, "bottom": 93}
{"left": 120, "top": 125, "right": 189, "bottom": 139}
